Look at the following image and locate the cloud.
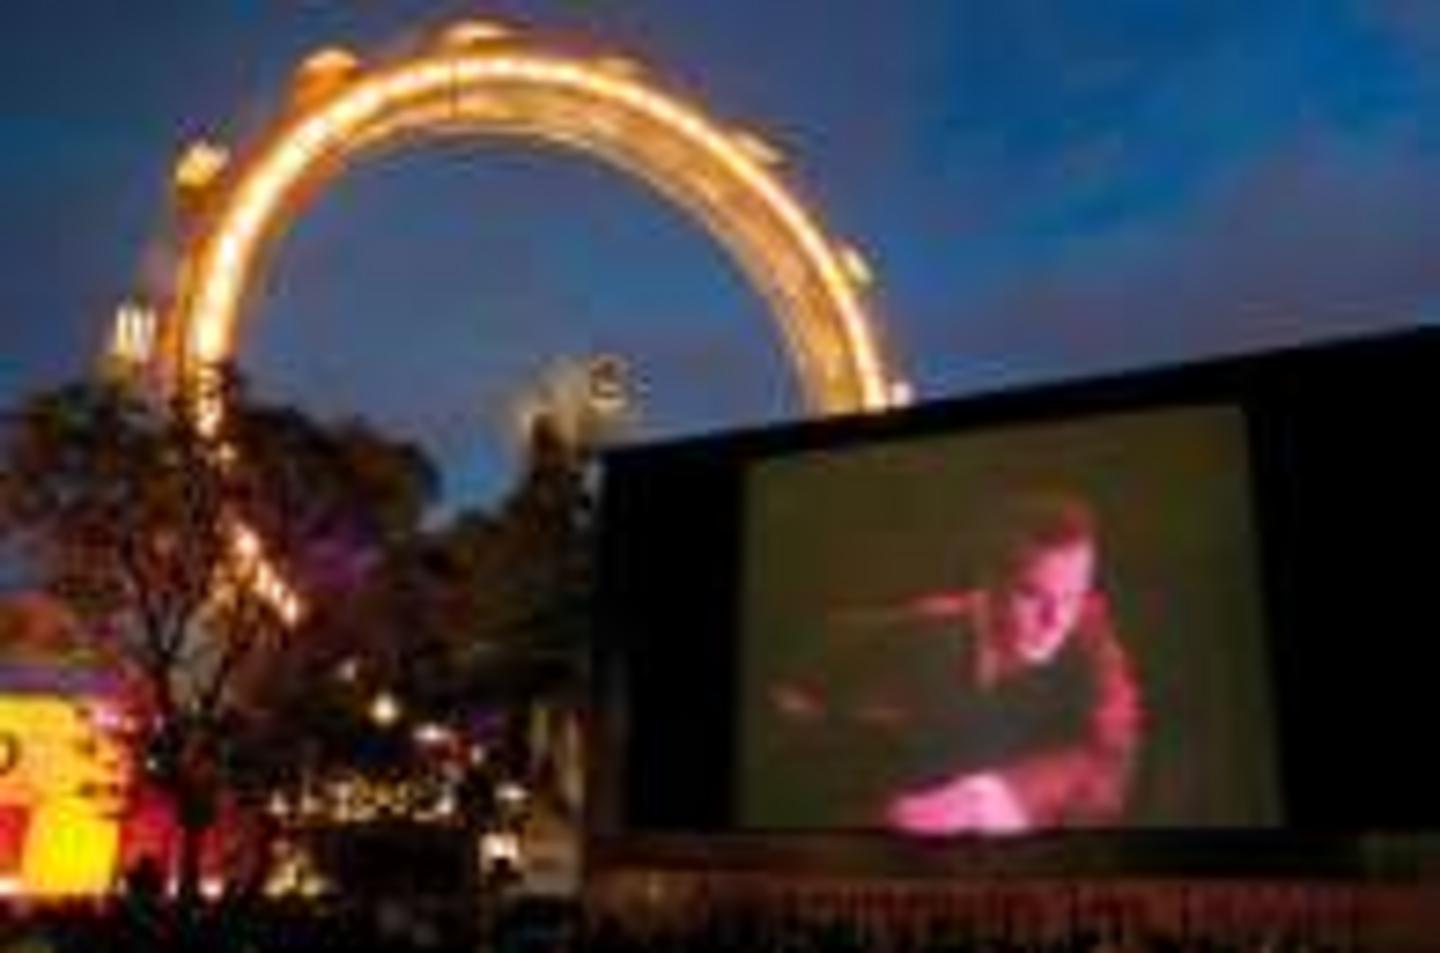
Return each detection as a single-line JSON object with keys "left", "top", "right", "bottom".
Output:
{"left": 930, "top": 126, "right": 1440, "bottom": 393}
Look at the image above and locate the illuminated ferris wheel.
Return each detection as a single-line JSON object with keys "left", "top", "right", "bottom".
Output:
{"left": 120, "top": 19, "right": 907, "bottom": 423}
{"left": 110, "top": 18, "right": 909, "bottom": 620}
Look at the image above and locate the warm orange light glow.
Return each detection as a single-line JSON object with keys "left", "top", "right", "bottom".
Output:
{"left": 438, "top": 20, "right": 513, "bottom": 48}
{"left": 174, "top": 139, "right": 229, "bottom": 192}
{"left": 108, "top": 301, "right": 157, "bottom": 368}
{"left": 731, "top": 128, "right": 783, "bottom": 166}
{"left": 369, "top": 692, "right": 402, "bottom": 728}
{"left": 839, "top": 244, "right": 873, "bottom": 287}
{"left": 481, "top": 830, "right": 521, "bottom": 866}
{"left": 223, "top": 524, "right": 304, "bottom": 626}
{"left": 0, "top": 697, "right": 127, "bottom": 897}
{"left": 298, "top": 46, "right": 361, "bottom": 80}
{"left": 291, "top": 46, "right": 362, "bottom": 110}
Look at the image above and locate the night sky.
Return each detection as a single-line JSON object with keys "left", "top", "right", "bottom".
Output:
{"left": 3, "top": 0, "right": 1438, "bottom": 506}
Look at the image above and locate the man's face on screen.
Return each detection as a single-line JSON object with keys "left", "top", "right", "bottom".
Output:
{"left": 992, "top": 540, "right": 1095, "bottom": 666}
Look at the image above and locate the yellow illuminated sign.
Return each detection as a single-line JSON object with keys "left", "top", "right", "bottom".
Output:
{"left": 0, "top": 696, "right": 126, "bottom": 897}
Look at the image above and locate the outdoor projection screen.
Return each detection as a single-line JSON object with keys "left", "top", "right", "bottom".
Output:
{"left": 739, "top": 405, "right": 1282, "bottom": 835}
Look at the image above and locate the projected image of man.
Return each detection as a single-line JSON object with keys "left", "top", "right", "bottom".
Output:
{"left": 760, "top": 493, "right": 1144, "bottom": 835}
{"left": 885, "top": 494, "right": 1142, "bottom": 835}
